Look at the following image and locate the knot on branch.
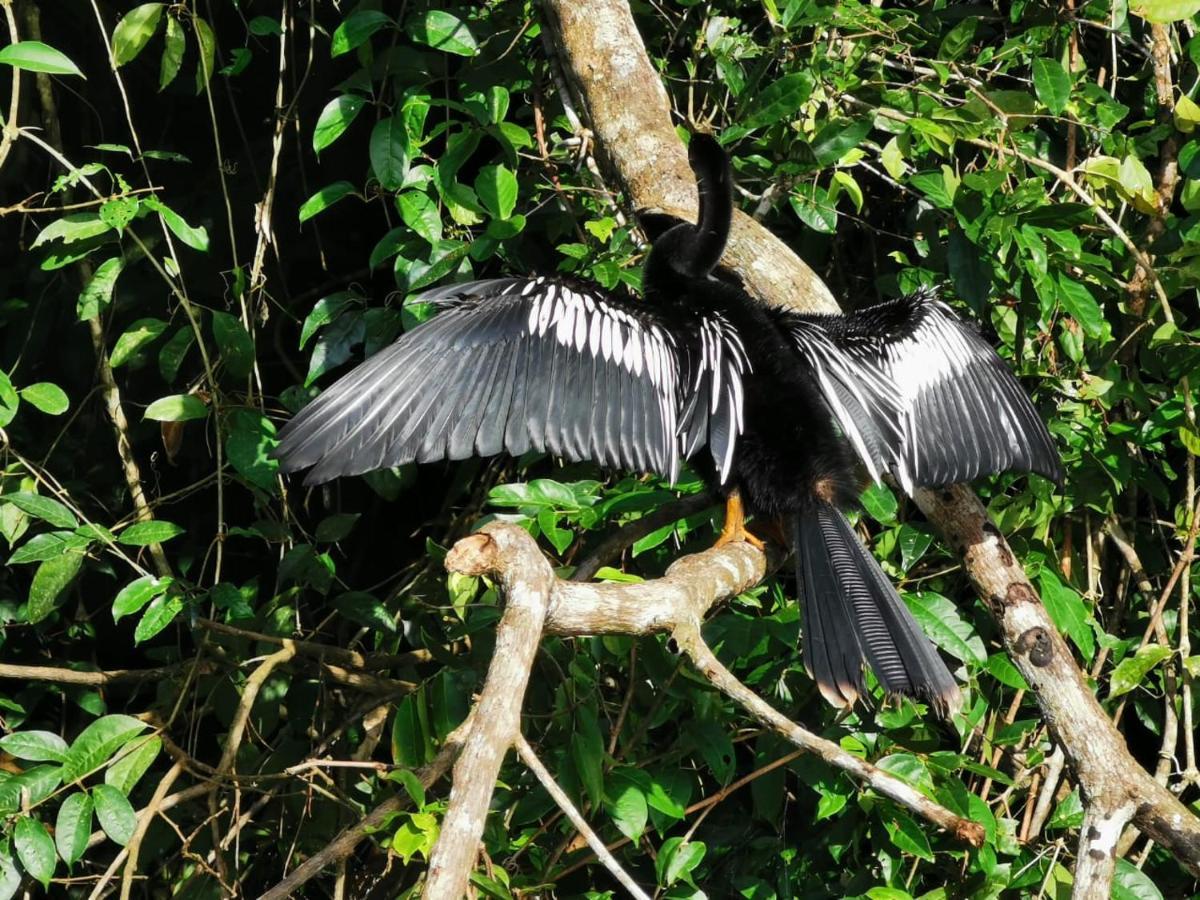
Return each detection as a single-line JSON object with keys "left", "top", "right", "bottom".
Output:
{"left": 955, "top": 819, "right": 987, "bottom": 848}
{"left": 444, "top": 532, "right": 499, "bottom": 576}
{"left": 1016, "top": 626, "right": 1053, "bottom": 667}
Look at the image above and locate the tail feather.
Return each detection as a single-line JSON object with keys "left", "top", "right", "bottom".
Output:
{"left": 795, "top": 504, "right": 961, "bottom": 715}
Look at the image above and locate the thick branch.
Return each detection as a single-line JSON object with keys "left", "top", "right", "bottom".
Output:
{"left": 915, "top": 485, "right": 1200, "bottom": 879}
{"left": 444, "top": 525, "right": 983, "bottom": 858}
{"left": 539, "top": 0, "right": 836, "bottom": 313}
{"left": 423, "top": 526, "right": 556, "bottom": 899}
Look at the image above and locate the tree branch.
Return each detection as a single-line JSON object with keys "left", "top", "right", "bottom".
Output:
{"left": 422, "top": 524, "right": 983, "bottom": 892}
{"left": 539, "top": 0, "right": 836, "bottom": 314}
{"left": 423, "top": 527, "right": 556, "bottom": 899}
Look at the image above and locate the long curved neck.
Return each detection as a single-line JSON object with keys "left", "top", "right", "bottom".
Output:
{"left": 643, "top": 136, "right": 733, "bottom": 293}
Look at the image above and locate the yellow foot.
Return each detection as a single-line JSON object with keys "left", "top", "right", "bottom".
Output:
{"left": 714, "top": 490, "right": 767, "bottom": 551}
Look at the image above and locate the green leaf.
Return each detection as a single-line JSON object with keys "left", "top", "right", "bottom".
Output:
{"left": 99, "top": 196, "right": 138, "bottom": 232}
{"left": 1056, "top": 275, "right": 1105, "bottom": 340}
{"left": 316, "top": 513, "right": 360, "bottom": 543}
{"left": 8, "top": 531, "right": 91, "bottom": 565}
{"left": 334, "top": 591, "right": 396, "bottom": 632}
{"left": 743, "top": 72, "right": 814, "bottom": 129}
{"left": 0, "top": 370, "right": 16, "bottom": 428}
{"left": 3, "top": 492, "right": 78, "bottom": 528}
{"left": 1113, "top": 858, "right": 1165, "bottom": 899}
{"left": 406, "top": 10, "right": 477, "bottom": 57}
{"left": 474, "top": 165, "right": 518, "bottom": 220}
{"left": 885, "top": 810, "right": 935, "bottom": 861}
{"left": 1109, "top": 645, "right": 1172, "bottom": 698}
{"left": 144, "top": 393, "right": 208, "bottom": 422}
{"left": 605, "top": 772, "right": 648, "bottom": 841}
{"left": 111, "top": 3, "right": 165, "bottom": 66}
{"left": 104, "top": 736, "right": 161, "bottom": 794}
{"left": 1032, "top": 58, "right": 1071, "bottom": 115}
{"left": 248, "top": 16, "right": 282, "bottom": 36}
{"left": 810, "top": 119, "right": 871, "bottom": 167}
{"left": 226, "top": 409, "right": 280, "bottom": 491}
{"left": 881, "top": 136, "right": 906, "bottom": 180}
{"left": 860, "top": 482, "right": 898, "bottom": 523}
{"left": 111, "top": 317, "right": 168, "bottom": 368}
{"left": 133, "top": 591, "right": 184, "bottom": 643}
{"left": 1038, "top": 570, "right": 1094, "bottom": 661}
{"left": 0, "top": 731, "right": 68, "bottom": 763}
{"left": 299, "top": 181, "right": 357, "bottom": 222}
{"left": 313, "top": 95, "right": 365, "bottom": 154}
{"left": 0, "top": 41, "right": 84, "bottom": 77}
{"left": 112, "top": 575, "right": 173, "bottom": 623}
{"left": 31, "top": 212, "right": 112, "bottom": 249}
{"left": 158, "top": 326, "right": 194, "bottom": 382}
{"left": 77, "top": 257, "right": 123, "bottom": 320}
{"left": 939, "top": 17, "right": 977, "bottom": 60}
{"left": 19, "top": 383, "right": 68, "bottom": 415}
{"left": 144, "top": 197, "right": 209, "bottom": 251}
{"left": 159, "top": 14, "right": 184, "bottom": 89}
{"left": 656, "top": 837, "right": 706, "bottom": 887}
{"left": 212, "top": 311, "right": 254, "bottom": 378}
{"left": 370, "top": 116, "right": 411, "bottom": 191}
{"left": 904, "top": 592, "right": 985, "bottom": 664}
{"left": 570, "top": 710, "right": 605, "bottom": 809}
{"left": 14, "top": 818, "right": 55, "bottom": 887}
{"left": 192, "top": 16, "right": 216, "bottom": 93}
{"left": 55, "top": 793, "right": 94, "bottom": 866}
{"left": 60, "top": 715, "right": 149, "bottom": 784}
{"left": 1131, "top": 0, "right": 1200, "bottom": 23}
{"left": 397, "top": 191, "right": 442, "bottom": 244}
{"left": 92, "top": 784, "right": 137, "bottom": 845}
{"left": 300, "top": 294, "right": 355, "bottom": 348}
{"left": 28, "top": 553, "right": 84, "bottom": 623}
{"left": 117, "top": 520, "right": 184, "bottom": 546}
{"left": 331, "top": 10, "right": 392, "bottom": 56}
{"left": 1174, "top": 94, "right": 1200, "bottom": 133}
{"left": 391, "top": 812, "right": 439, "bottom": 863}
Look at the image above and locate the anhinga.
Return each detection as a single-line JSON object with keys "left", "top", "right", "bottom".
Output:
{"left": 273, "top": 134, "right": 1062, "bottom": 714}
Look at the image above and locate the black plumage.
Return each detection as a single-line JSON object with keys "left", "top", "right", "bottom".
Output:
{"left": 272, "top": 134, "right": 1063, "bottom": 715}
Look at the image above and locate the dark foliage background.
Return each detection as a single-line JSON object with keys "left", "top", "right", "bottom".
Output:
{"left": 0, "top": 0, "right": 1198, "bottom": 896}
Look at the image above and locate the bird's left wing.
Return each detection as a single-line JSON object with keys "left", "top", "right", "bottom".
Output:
{"left": 785, "top": 290, "right": 1062, "bottom": 492}
{"left": 273, "top": 278, "right": 693, "bottom": 485}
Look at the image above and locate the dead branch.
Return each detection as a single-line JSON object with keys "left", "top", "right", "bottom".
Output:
{"left": 423, "top": 527, "right": 557, "bottom": 899}
{"left": 514, "top": 733, "right": 652, "bottom": 900}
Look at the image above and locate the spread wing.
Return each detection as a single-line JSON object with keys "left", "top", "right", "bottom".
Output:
{"left": 272, "top": 277, "right": 750, "bottom": 486}
{"left": 786, "top": 290, "right": 1062, "bottom": 492}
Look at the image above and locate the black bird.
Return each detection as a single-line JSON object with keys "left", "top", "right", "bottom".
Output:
{"left": 272, "top": 134, "right": 1062, "bottom": 714}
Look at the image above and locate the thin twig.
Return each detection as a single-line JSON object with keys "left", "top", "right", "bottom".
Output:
{"left": 515, "top": 733, "right": 652, "bottom": 900}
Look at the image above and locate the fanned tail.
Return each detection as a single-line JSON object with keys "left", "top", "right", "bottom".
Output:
{"left": 794, "top": 504, "right": 961, "bottom": 716}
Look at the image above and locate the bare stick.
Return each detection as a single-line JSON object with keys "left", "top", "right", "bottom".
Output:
{"left": 0, "top": 0, "right": 21, "bottom": 172}
{"left": 515, "top": 733, "right": 652, "bottom": 900}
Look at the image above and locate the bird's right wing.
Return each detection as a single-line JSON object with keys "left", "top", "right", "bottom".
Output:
{"left": 272, "top": 277, "right": 749, "bottom": 486}
{"left": 785, "top": 290, "right": 1062, "bottom": 492}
